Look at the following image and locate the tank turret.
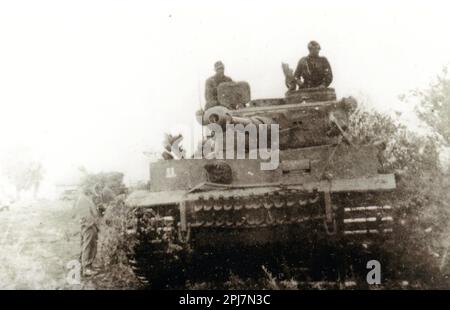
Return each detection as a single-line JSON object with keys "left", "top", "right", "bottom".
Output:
{"left": 198, "top": 88, "right": 356, "bottom": 150}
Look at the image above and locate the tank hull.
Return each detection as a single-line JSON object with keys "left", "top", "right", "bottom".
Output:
{"left": 124, "top": 89, "right": 397, "bottom": 287}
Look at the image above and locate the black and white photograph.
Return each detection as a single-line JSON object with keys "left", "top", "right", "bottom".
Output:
{"left": 1, "top": 0, "right": 450, "bottom": 295}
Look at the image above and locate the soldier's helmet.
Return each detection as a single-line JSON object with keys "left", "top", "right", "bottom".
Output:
{"left": 307, "top": 41, "right": 321, "bottom": 50}
{"left": 214, "top": 61, "right": 224, "bottom": 70}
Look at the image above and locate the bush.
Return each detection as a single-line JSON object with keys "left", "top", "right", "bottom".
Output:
{"left": 79, "top": 171, "right": 127, "bottom": 196}
{"left": 94, "top": 198, "right": 142, "bottom": 289}
{"left": 348, "top": 104, "right": 450, "bottom": 287}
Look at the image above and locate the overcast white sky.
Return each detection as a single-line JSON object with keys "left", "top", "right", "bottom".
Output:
{"left": 0, "top": 0, "right": 449, "bottom": 193}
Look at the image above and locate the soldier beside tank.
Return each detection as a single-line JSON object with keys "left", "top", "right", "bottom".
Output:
{"left": 73, "top": 182, "right": 120, "bottom": 277}
{"left": 74, "top": 186, "right": 101, "bottom": 277}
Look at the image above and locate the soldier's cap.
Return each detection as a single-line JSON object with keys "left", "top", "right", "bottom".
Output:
{"left": 308, "top": 41, "right": 321, "bottom": 50}
{"left": 214, "top": 61, "right": 224, "bottom": 70}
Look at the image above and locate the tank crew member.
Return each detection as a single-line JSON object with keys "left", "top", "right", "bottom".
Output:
{"left": 205, "top": 61, "right": 233, "bottom": 109}
{"left": 74, "top": 186, "right": 101, "bottom": 276}
{"left": 294, "top": 41, "right": 333, "bottom": 89}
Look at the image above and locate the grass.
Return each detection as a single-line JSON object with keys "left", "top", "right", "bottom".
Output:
{"left": 0, "top": 199, "right": 80, "bottom": 289}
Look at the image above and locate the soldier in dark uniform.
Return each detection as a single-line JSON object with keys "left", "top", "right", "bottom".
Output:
{"left": 294, "top": 41, "right": 333, "bottom": 89}
{"left": 205, "top": 61, "right": 233, "bottom": 109}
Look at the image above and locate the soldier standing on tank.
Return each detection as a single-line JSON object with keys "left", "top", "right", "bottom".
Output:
{"left": 73, "top": 186, "right": 100, "bottom": 276}
{"left": 205, "top": 61, "right": 233, "bottom": 109}
{"left": 294, "top": 41, "right": 333, "bottom": 89}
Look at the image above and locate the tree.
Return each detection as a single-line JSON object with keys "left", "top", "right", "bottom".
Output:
{"left": 78, "top": 170, "right": 127, "bottom": 196}
{"left": 348, "top": 98, "right": 449, "bottom": 287}
{"left": 404, "top": 67, "right": 450, "bottom": 146}
{"left": 2, "top": 159, "right": 44, "bottom": 200}
{"left": 348, "top": 106, "right": 440, "bottom": 176}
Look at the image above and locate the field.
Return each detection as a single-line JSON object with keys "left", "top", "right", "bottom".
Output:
{"left": 0, "top": 199, "right": 89, "bottom": 289}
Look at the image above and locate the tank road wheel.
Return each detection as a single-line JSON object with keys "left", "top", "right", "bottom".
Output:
{"left": 127, "top": 208, "right": 186, "bottom": 289}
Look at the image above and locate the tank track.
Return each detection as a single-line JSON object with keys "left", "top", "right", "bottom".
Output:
{"left": 126, "top": 190, "right": 395, "bottom": 287}
{"left": 126, "top": 209, "right": 185, "bottom": 288}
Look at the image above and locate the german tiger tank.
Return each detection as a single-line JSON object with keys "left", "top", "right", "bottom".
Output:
{"left": 125, "top": 81, "right": 396, "bottom": 288}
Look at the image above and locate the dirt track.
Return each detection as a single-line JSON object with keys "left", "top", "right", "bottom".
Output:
{"left": 0, "top": 200, "right": 85, "bottom": 289}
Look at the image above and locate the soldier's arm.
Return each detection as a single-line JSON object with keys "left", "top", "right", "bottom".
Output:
{"left": 204, "top": 79, "right": 217, "bottom": 107}
{"left": 322, "top": 57, "right": 333, "bottom": 87}
{"left": 293, "top": 58, "right": 305, "bottom": 80}
{"left": 90, "top": 199, "right": 101, "bottom": 217}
